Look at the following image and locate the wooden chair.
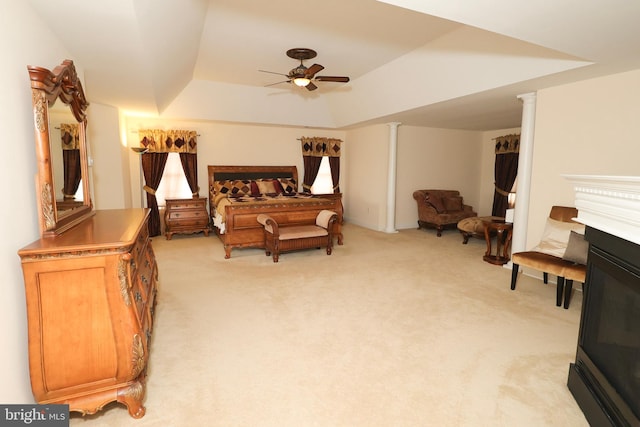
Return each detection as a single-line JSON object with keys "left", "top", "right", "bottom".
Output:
{"left": 510, "top": 206, "right": 587, "bottom": 308}
{"left": 257, "top": 210, "right": 338, "bottom": 263}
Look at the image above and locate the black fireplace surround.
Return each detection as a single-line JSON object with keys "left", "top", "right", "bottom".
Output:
{"left": 568, "top": 226, "right": 640, "bottom": 426}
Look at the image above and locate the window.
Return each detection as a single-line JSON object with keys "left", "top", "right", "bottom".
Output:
{"left": 310, "top": 156, "right": 333, "bottom": 194}
{"left": 155, "top": 153, "right": 192, "bottom": 207}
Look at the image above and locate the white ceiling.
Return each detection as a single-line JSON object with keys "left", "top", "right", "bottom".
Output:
{"left": 27, "top": 0, "right": 640, "bottom": 130}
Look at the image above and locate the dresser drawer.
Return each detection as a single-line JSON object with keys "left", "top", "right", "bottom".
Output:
{"left": 166, "top": 199, "right": 206, "bottom": 209}
{"left": 169, "top": 200, "right": 206, "bottom": 210}
{"left": 167, "top": 209, "right": 207, "bottom": 220}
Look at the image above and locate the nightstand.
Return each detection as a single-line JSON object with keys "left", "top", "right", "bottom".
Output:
{"left": 164, "top": 198, "right": 210, "bottom": 240}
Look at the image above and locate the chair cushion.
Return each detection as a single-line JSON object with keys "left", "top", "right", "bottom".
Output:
{"left": 278, "top": 225, "right": 328, "bottom": 240}
{"left": 531, "top": 217, "right": 585, "bottom": 257}
{"left": 512, "top": 251, "right": 568, "bottom": 276}
{"left": 562, "top": 230, "right": 589, "bottom": 265}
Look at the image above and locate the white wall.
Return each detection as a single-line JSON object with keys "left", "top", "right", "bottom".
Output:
{"left": 395, "top": 126, "right": 483, "bottom": 229}
{"left": 342, "top": 123, "right": 495, "bottom": 232}
{"left": 88, "top": 103, "right": 129, "bottom": 209}
{"left": 0, "top": 0, "right": 76, "bottom": 403}
{"left": 343, "top": 124, "right": 390, "bottom": 230}
{"left": 527, "top": 69, "right": 640, "bottom": 248}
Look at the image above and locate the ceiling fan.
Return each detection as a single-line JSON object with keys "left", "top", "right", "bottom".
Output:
{"left": 259, "top": 48, "right": 350, "bottom": 91}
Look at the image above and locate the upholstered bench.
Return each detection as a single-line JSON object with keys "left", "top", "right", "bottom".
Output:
{"left": 457, "top": 216, "right": 504, "bottom": 244}
{"left": 257, "top": 210, "right": 338, "bottom": 263}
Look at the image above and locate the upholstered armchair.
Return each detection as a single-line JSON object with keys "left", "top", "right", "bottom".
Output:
{"left": 413, "top": 190, "right": 477, "bottom": 236}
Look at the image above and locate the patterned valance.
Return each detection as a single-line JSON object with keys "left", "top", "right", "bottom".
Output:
{"left": 139, "top": 129, "right": 198, "bottom": 153}
{"left": 495, "top": 134, "right": 520, "bottom": 154}
{"left": 60, "top": 123, "right": 80, "bottom": 150}
{"left": 300, "top": 137, "right": 342, "bottom": 157}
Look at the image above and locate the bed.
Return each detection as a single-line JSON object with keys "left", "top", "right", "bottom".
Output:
{"left": 208, "top": 165, "right": 343, "bottom": 258}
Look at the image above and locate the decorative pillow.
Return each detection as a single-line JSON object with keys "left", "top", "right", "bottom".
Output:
{"left": 214, "top": 179, "right": 252, "bottom": 196}
{"left": 213, "top": 180, "right": 227, "bottom": 195}
{"left": 278, "top": 178, "right": 297, "bottom": 193}
{"left": 272, "top": 179, "right": 285, "bottom": 194}
{"left": 425, "top": 194, "right": 445, "bottom": 213}
{"left": 256, "top": 179, "right": 277, "bottom": 195}
{"left": 250, "top": 181, "right": 261, "bottom": 197}
{"left": 563, "top": 231, "right": 589, "bottom": 265}
{"left": 532, "top": 218, "right": 585, "bottom": 258}
{"left": 443, "top": 196, "right": 463, "bottom": 212}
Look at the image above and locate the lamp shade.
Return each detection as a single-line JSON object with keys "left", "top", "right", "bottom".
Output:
{"left": 293, "top": 77, "right": 310, "bottom": 87}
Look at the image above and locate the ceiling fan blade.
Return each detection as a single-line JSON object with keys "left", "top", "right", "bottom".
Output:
{"left": 315, "top": 76, "right": 350, "bottom": 83}
{"left": 305, "top": 63, "right": 324, "bottom": 78}
{"left": 265, "top": 80, "right": 291, "bottom": 87}
{"left": 306, "top": 82, "right": 318, "bottom": 91}
{"left": 258, "top": 69, "right": 289, "bottom": 77}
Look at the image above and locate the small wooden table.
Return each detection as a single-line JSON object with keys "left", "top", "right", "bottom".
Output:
{"left": 483, "top": 219, "right": 513, "bottom": 265}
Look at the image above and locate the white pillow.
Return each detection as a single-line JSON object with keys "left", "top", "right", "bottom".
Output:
{"left": 531, "top": 217, "right": 585, "bottom": 257}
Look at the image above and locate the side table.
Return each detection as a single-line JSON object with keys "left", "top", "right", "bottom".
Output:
{"left": 164, "top": 197, "right": 210, "bottom": 240}
{"left": 483, "top": 219, "right": 513, "bottom": 265}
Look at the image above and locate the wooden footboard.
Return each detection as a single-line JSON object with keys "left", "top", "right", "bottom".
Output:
{"left": 207, "top": 165, "right": 343, "bottom": 258}
{"left": 218, "top": 196, "right": 343, "bottom": 258}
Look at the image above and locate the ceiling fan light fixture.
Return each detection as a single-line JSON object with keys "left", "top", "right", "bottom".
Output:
{"left": 293, "top": 77, "right": 311, "bottom": 87}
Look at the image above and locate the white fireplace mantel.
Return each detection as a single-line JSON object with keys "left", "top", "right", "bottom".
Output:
{"left": 563, "top": 175, "right": 640, "bottom": 245}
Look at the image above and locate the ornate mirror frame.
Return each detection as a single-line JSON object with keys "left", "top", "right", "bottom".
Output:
{"left": 28, "top": 59, "right": 93, "bottom": 236}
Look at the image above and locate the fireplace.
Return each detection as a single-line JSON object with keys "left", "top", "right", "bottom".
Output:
{"left": 564, "top": 175, "right": 640, "bottom": 426}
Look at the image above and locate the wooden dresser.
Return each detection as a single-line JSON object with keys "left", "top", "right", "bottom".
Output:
{"left": 164, "top": 197, "right": 210, "bottom": 239}
{"left": 18, "top": 209, "right": 158, "bottom": 418}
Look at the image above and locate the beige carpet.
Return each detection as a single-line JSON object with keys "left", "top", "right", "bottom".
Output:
{"left": 70, "top": 223, "right": 588, "bottom": 426}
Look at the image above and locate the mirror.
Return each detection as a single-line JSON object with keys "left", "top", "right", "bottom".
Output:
{"left": 28, "top": 59, "right": 93, "bottom": 236}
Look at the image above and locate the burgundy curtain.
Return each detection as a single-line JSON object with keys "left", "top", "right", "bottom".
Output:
{"left": 491, "top": 135, "right": 520, "bottom": 217}
{"left": 302, "top": 156, "right": 322, "bottom": 193}
{"left": 328, "top": 156, "right": 340, "bottom": 193}
{"left": 142, "top": 152, "right": 169, "bottom": 236}
{"left": 62, "top": 149, "right": 81, "bottom": 199}
{"left": 179, "top": 152, "right": 199, "bottom": 197}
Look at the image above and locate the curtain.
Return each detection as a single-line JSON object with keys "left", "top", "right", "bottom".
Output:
{"left": 142, "top": 152, "right": 169, "bottom": 237}
{"left": 302, "top": 156, "right": 323, "bottom": 193}
{"left": 300, "top": 136, "right": 342, "bottom": 193}
{"left": 62, "top": 150, "right": 81, "bottom": 199}
{"left": 328, "top": 156, "right": 340, "bottom": 193}
{"left": 60, "top": 123, "right": 81, "bottom": 199}
{"left": 179, "top": 153, "right": 199, "bottom": 197}
{"left": 137, "top": 129, "right": 198, "bottom": 235}
{"left": 139, "top": 129, "right": 197, "bottom": 153}
{"left": 491, "top": 134, "right": 520, "bottom": 217}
